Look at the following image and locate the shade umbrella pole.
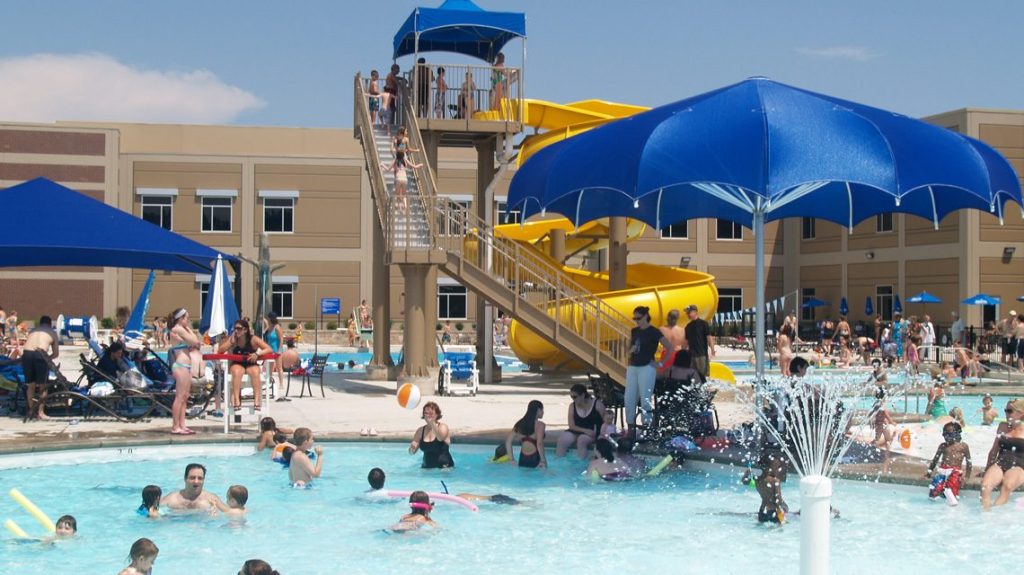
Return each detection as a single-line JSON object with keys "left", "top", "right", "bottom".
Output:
{"left": 754, "top": 209, "right": 766, "bottom": 384}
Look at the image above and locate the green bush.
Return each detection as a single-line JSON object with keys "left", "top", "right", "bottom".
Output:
{"left": 455, "top": 322, "right": 464, "bottom": 331}
{"left": 303, "top": 321, "right": 315, "bottom": 330}
{"left": 288, "top": 322, "right": 298, "bottom": 330}
{"left": 191, "top": 320, "right": 200, "bottom": 330}
{"left": 436, "top": 323, "right": 442, "bottom": 331}
{"left": 326, "top": 321, "right": 338, "bottom": 330}
{"left": 100, "top": 317, "right": 116, "bottom": 329}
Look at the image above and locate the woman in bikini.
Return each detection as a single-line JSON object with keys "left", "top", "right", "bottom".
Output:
{"left": 504, "top": 400, "right": 546, "bottom": 468}
{"left": 979, "top": 399, "right": 1024, "bottom": 510}
{"left": 555, "top": 383, "right": 606, "bottom": 458}
{"left": 218, "top": 319, "right": 272, "bottom": 413}
{"left": 167, "top": 308, "right": 203, "bottom": 435}
{"left": 382, "top": 148, "right": 422, "bottom": 216}
{"left": 778, "top": 317, "right": 796, "bottom": 376}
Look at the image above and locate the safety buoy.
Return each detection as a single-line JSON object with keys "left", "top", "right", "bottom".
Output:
{"left": 899, "top": 429, "right": 912, "bottom": 449}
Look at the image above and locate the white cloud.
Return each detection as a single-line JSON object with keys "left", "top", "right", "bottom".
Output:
{"left": 0, "top": 53, "right": 264, "bottom": 124}
{"left": 795, "top": 46, "right": 878, "bottom": 62}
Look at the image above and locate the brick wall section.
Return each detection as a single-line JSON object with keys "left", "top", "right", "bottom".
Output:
{"left": 0, "top": 279, "right": 103, "bottom": 320}
{"left": 0, "top": 163, "right": 104, "bottom": 183}
{"left": 0, "top": 130, "right": 105, "bottom": 155}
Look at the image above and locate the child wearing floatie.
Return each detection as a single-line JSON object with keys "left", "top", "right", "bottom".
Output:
{"left": 924, "top": 421, "right": 972, "bottom": 506}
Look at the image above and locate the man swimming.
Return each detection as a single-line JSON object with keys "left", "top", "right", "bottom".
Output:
{"left": 161, "top": 463, "right": 227, "bottom": 512}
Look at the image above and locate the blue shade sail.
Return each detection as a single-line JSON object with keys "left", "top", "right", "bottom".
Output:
{"left": 393, "top": 0, "right": 525, "bottom": 62}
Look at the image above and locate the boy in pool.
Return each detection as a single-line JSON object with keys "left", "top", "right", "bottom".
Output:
{"left": 225, "top": 485, "right": 248, "bottom": 517}
{"left": 364, "top": 467, "right": 389, "bottom": 500}
{"left": 754, "top": 452, "right": 789, "bottom": 524}
{"left": 924, "top": 421, "right": 972, "bottom": 505}
{"left": 980, "top": 394, "right": 999, "bottom": 426}
{"left": 54, "top": 515, "right": 77, "bottom": 538}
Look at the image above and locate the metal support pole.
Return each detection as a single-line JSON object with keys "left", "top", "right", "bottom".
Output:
{"left": 754, "top": 209, "right": 766, "bottom": 384}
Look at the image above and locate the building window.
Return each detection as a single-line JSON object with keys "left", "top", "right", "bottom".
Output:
{"left": 263, "top": 198, "right": 294, "bottom": 233}
{"left": 496, "top": 201, "right": 522, "bottom": 225}
{"left": 438, "top": 285, "right": 467, "bottom": 320}
{"left": 876, "top": 213, "right": 893, "bottom": 233}
{"left": 801, "top": 288, "right": 816, "bottom": 322}
{"left": 660, "top": 220, "right": 689, "bottom": 239}
{"left": 876, "top": 285, "right": 893, "bottom": 321}
{"left": 716, "top": 219, "right": 743, "bottom": 240}
{"left": 717, "top": 288, "right": 742, "bottom": 314}
{"left": 801, "top": 217, "right": 815, "bottom": 240}
{"left": 198, "top": 282, "right": 210, "bottom": 317}
{"left": 443, "top": 200, "right": 471, "bottom": 236}
{"left": 202, "top": 197, "right": 232, "bottom": 232}
{"left": 272, "top": 283, "right": 294, "bottom": 319}
{"left": 140, "top": 195, "right": 173, "bottom": 230}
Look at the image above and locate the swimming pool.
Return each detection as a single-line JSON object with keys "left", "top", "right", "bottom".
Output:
{"left": 865, "top": 393, "right": 1015, "bottom": 426}
{"left": 301, "top": 351, "right": 526, "bottom": 373}
{"left": 1, "top": 443, "right": 1018, "bottom": 574}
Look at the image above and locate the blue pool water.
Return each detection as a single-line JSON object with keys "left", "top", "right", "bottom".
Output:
{"left": 302, "top": 352, "right": 525, "bottom": 373}
{"left": 861, "top": 393, "right": 1014, "bottom": 426}
{"left": 1, "top": 443, "right": 1019, "bottom": 575}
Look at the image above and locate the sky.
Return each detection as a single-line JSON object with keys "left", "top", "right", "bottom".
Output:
{"left": 1, "top": 0, "right": 1022, "bottom": 128}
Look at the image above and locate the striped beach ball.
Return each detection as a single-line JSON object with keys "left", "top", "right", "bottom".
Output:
{"left": 396, "top": 383, "right": 421, "bottom": 410}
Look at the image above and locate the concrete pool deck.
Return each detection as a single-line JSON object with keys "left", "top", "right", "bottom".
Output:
{"left": 2, "top": 342, "right": 1021, "bottom": 494}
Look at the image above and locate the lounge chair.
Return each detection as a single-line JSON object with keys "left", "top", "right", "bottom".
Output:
{"left": 438, "top": 352, "right": 478, "bottom": 396}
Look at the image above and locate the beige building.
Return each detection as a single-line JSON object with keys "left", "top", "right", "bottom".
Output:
{"left": 0, "top": 108, "right": 1021, "bottom": 338}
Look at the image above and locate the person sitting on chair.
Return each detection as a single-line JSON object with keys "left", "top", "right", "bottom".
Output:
{"left": 97, "top": 340, "right": 129, "bottom": 379}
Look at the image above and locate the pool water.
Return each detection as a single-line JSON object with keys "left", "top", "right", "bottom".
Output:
{"left": 301, "top": 351, "right": 525, "bottom": 373}
{"left": 1, "top": 443, "right": 1019, "bottom": 575}
{"left": 858, "top": 394, "right": 1014, "bottom": 426}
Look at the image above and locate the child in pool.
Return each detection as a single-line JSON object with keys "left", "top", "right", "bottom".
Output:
{"left": 924, "top": 421, "right": 972, "bottom": 505}
{"left": 53, "top": 515, "right": 76, "bottom": 538}
{"left": 948, "top": 407, "right": 967, "bottom": 429}
{"left": 225, "top": 485, "right": 247, "bottom": 518}
{"left": 364, "top": 467, "right": 389, "bottom": 500}
{"left": 599, "top": 408, "right": 618, "bottom": 439}
{"left": 138, "top": 485, "right": 161, "bottom": 519}
{"left": 257, "top": 417, "right": 293, "bottom": 452}
{"left": 753, "top": 451, "right": 789, "bottom": 524}
{"left": 980, "top": 394, "right": 999, "bottom": 426}
{"left": 118, "top": 538, "right": 159, "bottom": 575}
{"left": 390, "top": 491, "right": 438, "bottom": 532}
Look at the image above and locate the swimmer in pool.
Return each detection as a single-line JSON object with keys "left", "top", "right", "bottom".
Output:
{"left": 225, "top": 485, "right": 248, "bottom": 518}
{"left": 161, "top": 463, "right": 227, "bottom": 513}
{"left": 287, "top": 428, "right": 323, "bottom": 487}
{"left": 364, "top": 467, "right": 390, "bottom": 500}
{"left": 389, "top": 491, "right": 438, "bottom": 532}
{"left": 138, "top": 485, "right": 161, "bottom": 519}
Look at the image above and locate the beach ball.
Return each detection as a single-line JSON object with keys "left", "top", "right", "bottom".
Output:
{"left": 396, "top": 383, "right": 421, "bottom": 410}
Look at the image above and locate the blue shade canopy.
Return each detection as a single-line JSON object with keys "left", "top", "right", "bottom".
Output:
{"left": 801, "top": 298, "right": 828, "bottom": 309}
{"left": 865, "top": 296, "right": 874, "bottom": 316}
{"left": 907, "top": 291, "right": 942, "bottom": 304}
{"left": 508, "top": 77, "right": 1023, "bottom": 230}
{"left": 0, "top": 178, "right": 236, "bottom": 273}
{"left": 962, "top": 293, "right": 1001, "bottom": 306}
{"left": 839, "top": 297, "right": 849, "bottom": 316}
{"left": 894, "top": 295, "right": 903, "bottom": 314}
{"left": 393, "top": 0, "right": 526, "bottom": 61}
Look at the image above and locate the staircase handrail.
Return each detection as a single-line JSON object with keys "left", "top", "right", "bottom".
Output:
{"left": 353, "top": 73, "right": 392, "bottom": 245}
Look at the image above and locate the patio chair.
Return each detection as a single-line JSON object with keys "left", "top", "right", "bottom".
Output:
{"left": 438, "top": 352, "right": 478, "bottom": 396}
{"left": 287, "top": 354, "right": 327, "bottom": 398}
{"left": 588, "top": 373, "right": 625, "bottom": 429}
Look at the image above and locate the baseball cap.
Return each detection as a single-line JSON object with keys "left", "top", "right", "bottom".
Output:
{"left": 1010, "top": 310, "right": 1018, "bottom": 316}
{"left": 684, "top": 304, "right": 698, "bottom": 313}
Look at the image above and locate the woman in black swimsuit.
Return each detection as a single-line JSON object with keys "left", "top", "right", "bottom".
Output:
{"left": 409, "top": 401, "right": 454, "bottom": 469}
{"left": 980, "top": 399, "right": 1024, "bottom": 510}
{"left": 504, "top": 400, "right": 546, "bottom": 469}
{"left": 555, "top": 384, "right": 606, "bottom": 459}
{"left": 217, "top": 319, "right": 272, "bottom": 412}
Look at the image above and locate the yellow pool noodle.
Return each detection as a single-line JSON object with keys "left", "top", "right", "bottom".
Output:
{"left": 9, "top": 489, "right": 55, "bottom": 533}
{"left": 4, "top": 518, "right": 29, "bottom": 539}
{"left": 647, "top": 455, "right": 674, "bottom": 477}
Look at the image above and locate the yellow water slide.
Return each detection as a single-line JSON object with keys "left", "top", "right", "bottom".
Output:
{"left": 495, "top": 99, "right": 735, "bottom": 382}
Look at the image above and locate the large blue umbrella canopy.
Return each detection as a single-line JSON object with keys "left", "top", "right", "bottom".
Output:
{"left": 893, "top": 295, "right": 903, "bottom": 314}
{"left": 124, "top": 270, "right": 156, "bottom": 348}
{"left": 962, "top": 293, "right": 1001, "bottom": 306}
{"left": 507, "top": 77, "right": 1022, "bottom": 381}
{"left": 907, "top": 291, "right": 942, "bottom": 304}
{"left": 839, "top": 297, "right": 849, "bottom": 316}
{"left": 393, "top": 0, "right": 526, "bottom": 61}
{"left": 865, "top": 296, "right": 874, "bottom": 316}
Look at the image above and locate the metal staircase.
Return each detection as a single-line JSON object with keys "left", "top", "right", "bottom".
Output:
{"left": 354, "top": 74, "right": 632, "bottom": 384}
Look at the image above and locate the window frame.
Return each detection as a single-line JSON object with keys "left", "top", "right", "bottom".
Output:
{"left": 263, "top": 197, "right": 295, "bottom": 234}
{"left": 496, "top": 201, "right": 522, "bottom": 225}
{"left": 715, "top": 219, "right": 743, "bottom": 241}
{"left": 140, "top": 195, "right": 173, "bottom": 231}
{"left": 437, "top": 284, "right": 468, "bottom": 320}
{"left": 876, "top": 213, "right": 893, "bottom": 233}
{"left": 271, "top": 282, "right": 295, "bottom": 319}
{"left": 660, "top": 220, "right": 689, "bottom": 239}
{"left": 717, "top": 287, "right": 743, "bottom": 315}
{"left": 876, "top": 285, "right": 894, "bottom": 321}
{"left": 801, "top": 288, "right": 816, "bottom": 322}
{"left": 801, "top": 217, "right": 816, "bottom": 240}
{"left": 201, "top": 196, "right": 233, "bottom": 233}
